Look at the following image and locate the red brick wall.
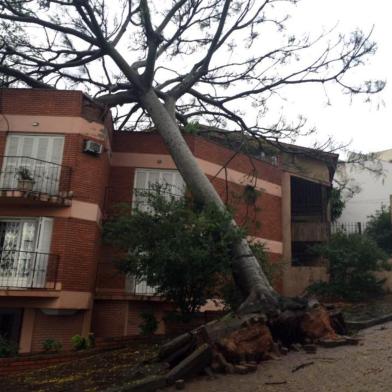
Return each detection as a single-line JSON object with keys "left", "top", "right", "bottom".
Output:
{"left": 51, "top": 218, "right": 101, "bottom": 292}
{"left": 95, "top": 245, "right": 127, "bottom": 292}
{"left": 210, "top": 176, "right": 282, "bottom": 242}
{"left": 112, "top": 132, "right": 195, "bottom": 154}
{"left": 126, "top": 301, "right": 172, "bottom": 336}
{"left": 91, "top": 300, "right": 127, "bottom": 338}
{"left": 31, "top": 310, "right": 85, "bottom": 352}
{"left": 105, "top": 166, "right": 135, "bottom": 210}
{"left": 0, "top": 131, "right": 6, "bottom": 157}
{"left": 62, "top": 134, "right": 110, "bottom": 207}
{"left": 0, "top": 89, "right": 83, "bottom": 117}
{"left": 91, "top": 299, "right": 174, "bottom": 338}
{"left": 0, "top": 88, "right": 111, "bottom": 126}
{"left": 193, "top": 136, "right": 281, "bottom": 185}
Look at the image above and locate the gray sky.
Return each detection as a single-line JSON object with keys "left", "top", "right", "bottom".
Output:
{"left": 289, "top": 0, "right": 391, "bottom": 153}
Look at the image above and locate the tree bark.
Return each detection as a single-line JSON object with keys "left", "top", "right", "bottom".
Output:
{"left": 139, "top": 89, "right": 279, "bottom": 311}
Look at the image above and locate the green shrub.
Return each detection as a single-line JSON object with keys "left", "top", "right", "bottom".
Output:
{"left": 71, "top": 333, "right": 95, "bottom": 351}
{"left": 330, "top": 188, "right": 345, "bottom": 222}
{"left": 42, "top": 339, "right": 62, "bottom": 353}
{"left": 104, "top": 186, "right": 244, "bottom": 317}
{"left": 0, "top": 335, "right": 18, "bottom": 358}
{"left": 307, "top": 232, "right": 388, "bottom": 301}
{"left": 365, "top": 206, "right": 392, "bottom": 255}
{"left": 139, "top": 311, "right": 158, "bottom": 336}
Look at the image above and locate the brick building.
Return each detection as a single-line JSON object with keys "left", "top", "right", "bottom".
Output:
{"left": 0, "top": 88, "right": 338, "bottom": 353}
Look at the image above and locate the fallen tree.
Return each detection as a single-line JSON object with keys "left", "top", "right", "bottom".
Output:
{"left": 105, "top": 301, "right": 355, "bottom": 391}
{"left": 0, "top": 0, "right": 383, "bottom": 312}
{"left": 0, "top": 3, "right": 381, "bottom": 383}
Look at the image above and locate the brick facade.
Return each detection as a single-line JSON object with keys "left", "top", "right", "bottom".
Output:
{"left": 0, "top": 89, "right": 335, "bottom": 354}
{"left": 31, "top": 310, "right": 85, "bottom": 352}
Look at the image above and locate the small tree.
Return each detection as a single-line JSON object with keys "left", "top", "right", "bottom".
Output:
{"left": 330, "top": 188, "right": 345, "bottom": 222}
{"left": 308, "top": 232, "right": 388, "bottom": 301}
{"left": 365, "top": 206, "right": 392, "bottom": 255}
{"left": 104, "top": 187, "right": 244, "bottom": 318}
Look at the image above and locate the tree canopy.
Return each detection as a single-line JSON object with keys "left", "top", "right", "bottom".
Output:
{"left": 0, "top": 0, "right": 383, "bottom": 141}
{"left": 0, "top": 0, "right": 385, "bottom": 309}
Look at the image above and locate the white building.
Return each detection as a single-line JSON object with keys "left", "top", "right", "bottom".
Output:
{"left": 336, "top": 149, "right": 392, "bottom": 224}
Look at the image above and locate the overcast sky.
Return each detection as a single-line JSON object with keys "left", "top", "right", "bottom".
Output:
{"left": 287, "top": 0, "right": 391, "bottom": 153}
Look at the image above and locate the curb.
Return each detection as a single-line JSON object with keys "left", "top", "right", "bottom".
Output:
{"left": 345, "top": 313, "right": 392, "bottom": 330}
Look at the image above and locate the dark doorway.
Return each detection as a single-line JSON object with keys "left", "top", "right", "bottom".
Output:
{"left": 0, "top": 308, "right": 23, "bottom": 343}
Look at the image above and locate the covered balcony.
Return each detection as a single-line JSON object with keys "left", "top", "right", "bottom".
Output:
{"left": 0, "top": 249, "right": 59, "bottom": 292}
{"left": 0, "top": 156, "right": 72, "bottom": 207}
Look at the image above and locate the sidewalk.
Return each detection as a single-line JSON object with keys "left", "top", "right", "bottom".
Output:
{"left": 174, "top": 322, "right": 392, "bottom": 392}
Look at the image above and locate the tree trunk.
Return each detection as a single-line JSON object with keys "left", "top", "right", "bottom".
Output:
{"left": 139, "top": 89, "right": 278, "bottom": 311}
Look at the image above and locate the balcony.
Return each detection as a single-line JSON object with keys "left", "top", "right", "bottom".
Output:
{"left": 0, "top": 249, "right": 59, "bottom": 290}
{"left": 291, "top": 221, "right": 330, "bottom": 242}
{"left": 0, "top": 156, "right": 72, "bottom": 207}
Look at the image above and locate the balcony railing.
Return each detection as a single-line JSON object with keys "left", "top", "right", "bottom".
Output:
{"left": 126, "top": 276, "right": 158, "bottom": 296}
{"left": 0, "top": 156, "right": 72, "bottom": 198}
{"left": 0, "top": 249, "right": 59, "bottom": 289}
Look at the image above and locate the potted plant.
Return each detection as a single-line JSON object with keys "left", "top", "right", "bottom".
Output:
{"left": 16, "top": 166, "right": 35, "bottom": 191}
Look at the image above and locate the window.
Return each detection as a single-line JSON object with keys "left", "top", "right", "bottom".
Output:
{"left": 126, "top": 169, "right": 185, "bottom": 295}
{"left": 133, "top": 168, "right": 185, "bottom": 212}
{"left": 0, "top": 309, "right": 22, "bottom": 343}
{"left": 0, "top": 217, "right": 53, "bottom": 288}
{"left": 291, "top": 176, "right": 325, "bottom": 220}
{"left": 1, "top": 134, "right": 64, "bottom": 194}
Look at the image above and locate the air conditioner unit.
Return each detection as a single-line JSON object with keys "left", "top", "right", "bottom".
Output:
{"left": 83, "top": 140, "right": 103, "bottom": 155}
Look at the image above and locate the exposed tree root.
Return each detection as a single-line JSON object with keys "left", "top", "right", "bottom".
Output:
{"left": 158, "top": 297, "right": 352, "bottom": 387}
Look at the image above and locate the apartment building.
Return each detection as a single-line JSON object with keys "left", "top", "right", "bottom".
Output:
{"left": 0, "top": 88, "right": 338, "bottom": 353}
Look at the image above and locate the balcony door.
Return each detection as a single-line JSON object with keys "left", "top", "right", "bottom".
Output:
{"left": 1, "top": 134, "right": 64, "bottom": 195}
{"left": 0, "top": 218, "right": 53, "bottom": 289}
{"left": 130, "top": 169, "right": 185, "bottom": 295}
{"left": 133, "top": 168, "right": 185, "bottom": 212}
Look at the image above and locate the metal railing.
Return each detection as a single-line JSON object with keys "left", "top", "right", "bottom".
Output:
{"left": 0, "top": 249, "right": 59, "bottom": 289}
{"left": 0, "top": 156, "right": 72, "bottom": 197}
{"left": 126, "top": 276, "right": 158, "bottom": 296}
{"left": 331, "top": 221, "right": 368, "bottom": 235}
{"left": 104, "top": 186, "right": 185, "bottom": 214}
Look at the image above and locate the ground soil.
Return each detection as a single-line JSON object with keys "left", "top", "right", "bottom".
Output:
{"left": 1, "top": 342, "right": 166, "bottom": 392}
{"left": 3, "top": 296, "right": 392, "bottom": 392}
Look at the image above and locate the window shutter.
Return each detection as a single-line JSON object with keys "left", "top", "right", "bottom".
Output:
{"left": 50, "top": 137, "right": 65, "bottom": 164}
{"left": 36, "top": 137, "right": 49, "bottom": 161}
{"left": 34, "top": 217, "right": 54, "bottom": 288}
{"left": 5, "top": 135, "right": 20, "bottom": 156}
{"left": 1, "top": 136, "right": 20, "bottom": 188}
{"left": 21, "top": 136, "right": 35, "bottom": 157}
{"left": 47, "top": 137, "right": 64, "bottom": 194}
{"left": 173, "top": 172, "right": 185, "bottom": 196}
{"left": 36, "top": 217, "right": 53, "bottom": 254}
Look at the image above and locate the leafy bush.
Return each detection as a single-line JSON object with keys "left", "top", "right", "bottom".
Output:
{"left": 42, "top": 339, "right": 62, "bottom": 353}
{"left": 307, "top": 232, "right": 388, "bottom": 301}
{"left": 71, "top": 333, "right": 95, "bottom": 351}
{"left": 139, "top": 311, "right": 159, "bottom": 336}
{"left": 104, "top": 186, "right": 244, "bottom": 317}
{"left": 0, "top": 335, "right": 18, "bottom": 358}
{"left": 330, "top": 188, "right": 345, "bottom": 222}
{"left": 365, "top": 206, "right": 392, "bottom": 255}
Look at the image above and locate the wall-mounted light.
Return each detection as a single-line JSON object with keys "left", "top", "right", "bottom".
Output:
{"left": 32, "top": 122, "right": 39, "bottom": 126}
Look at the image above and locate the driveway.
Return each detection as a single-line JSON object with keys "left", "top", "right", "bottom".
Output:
{"left": 171, "top": 322, "right": 392, "bottom": 392}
